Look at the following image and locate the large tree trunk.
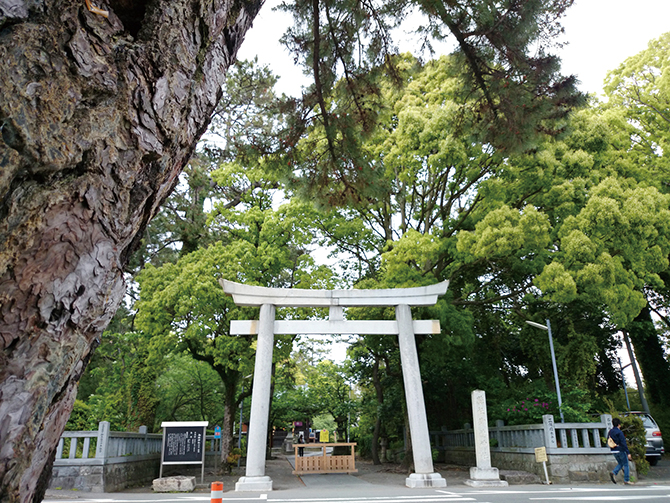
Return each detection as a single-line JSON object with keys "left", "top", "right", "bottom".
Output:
{"left": 0, "top": 1, "right": 262, "bottom": 501}
{"left": 220, "top": 379, "right": 236, "bottom": 472}
{"left": 627, "top": 306, "right": 670, "bottom": 408}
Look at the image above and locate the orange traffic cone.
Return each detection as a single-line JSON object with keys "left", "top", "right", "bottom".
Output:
{"left": 211, "top": 481, "right": 223, "bottom": 503}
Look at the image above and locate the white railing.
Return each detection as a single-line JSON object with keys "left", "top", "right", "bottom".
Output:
{"left": 54, "top": 422, "right": 163, "bottom": 464}
{"left": 432, "top": 414, "right": 613, "bottom": 455}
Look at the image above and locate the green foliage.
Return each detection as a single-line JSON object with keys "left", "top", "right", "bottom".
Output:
{"left": 494, "top": 386, "right": 592, "bottom": 426}
{"left": 65, "top": 400, "right": 98, "bottom": 431}
{"left": 279, "top": 0, "right": 584, "bottom": 205}
{"left": 75, "top": 29, "right": 670, "bottom": 463}
{"left": 154, "top": 355, "right": 226, "bottom": 424}
{"left": 616, "top": 414, "right": 649, "bottom": 476}
{"left": 74, "top": 326, "right": 160, "bottom": 432}
{"left": 604, "top": 31, "right": 670, "bottom": 180}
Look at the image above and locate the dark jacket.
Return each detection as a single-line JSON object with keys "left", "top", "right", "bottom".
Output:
{"left": 608, "top": 426, "right": 629, "bottom": 454}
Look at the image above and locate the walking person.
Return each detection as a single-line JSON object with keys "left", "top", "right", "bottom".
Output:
{"left": 297, "top": 432, "right": 305, "bottom": 457}
{"left": 608, "top": 418, "right": 634, "bottom": 485}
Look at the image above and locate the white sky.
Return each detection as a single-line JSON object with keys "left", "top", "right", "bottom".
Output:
{"left": 236, "top": 1, "right": 669, "bottom": 380}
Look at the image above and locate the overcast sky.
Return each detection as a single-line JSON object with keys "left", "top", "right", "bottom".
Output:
{"left": 238, "top": 0, "right": 670, "bottom": 97}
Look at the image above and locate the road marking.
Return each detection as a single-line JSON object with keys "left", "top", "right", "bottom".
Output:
{"left": 269, "top": 498, "right": 477, "bottom": 503}
{"left": 44, "top": 499, "right": 209, "bottom": 503}
{"left": 452, "top": 486, "right": 670, "bottom": 495}
{"left": 44, "top": 495, "right": 478, "bottom": 503}
{"left": 529, "top": 496, "right": 670, "bottom": 501}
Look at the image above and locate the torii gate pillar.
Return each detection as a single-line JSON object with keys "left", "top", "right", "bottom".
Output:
{"left": 235, "top": 303, "right": 275, "bottom": 491}
{"left": 396, "top": 304, "right": 445, "bottom": 488}
{"left": 222, "top": 280, "right": 449, "bottom": 490}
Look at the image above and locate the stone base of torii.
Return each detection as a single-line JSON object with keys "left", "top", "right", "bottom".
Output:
{"left": 220, "top": 280, "right": 449, "bottom": 490}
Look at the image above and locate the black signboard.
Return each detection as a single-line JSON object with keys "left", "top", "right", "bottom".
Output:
{"left": 162, "top": 426, "right": 205, "bottom": 463}
{"left": 159, "top": 421, "right": 208, "bottom": 482}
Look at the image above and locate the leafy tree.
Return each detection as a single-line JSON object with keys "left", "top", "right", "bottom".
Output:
{"left": 278, "top": 0, "right": 584, "bottom": 205}
{"left": 603, "top": 32, "right": 670, "bottom": 411}
{"left": 74, "top": 321, "right": 160, "bottom": 433}
{"left": 302, "top": 360, "right": 355, "bottom": 440}
{"left": 457, "top": 105, "right": 670, "bottom": 418}
{"left": 134, "top": 155, "right": 331, "bottom": 470}
{"left": 302, "top": 46, "right": 669, "bottom": 446}
{"left": 348, "top": 333, "right": 406, "bottom": 464}
{"left": 604, "top": 32, "right": 670, "bottom": 181}
{"left": 154, "top": 354, "right": 226, "bottom": 425}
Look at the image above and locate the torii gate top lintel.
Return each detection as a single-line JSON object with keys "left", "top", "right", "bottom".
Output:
{"left": 220, "top": 279, "right": 449, "bottom": 307}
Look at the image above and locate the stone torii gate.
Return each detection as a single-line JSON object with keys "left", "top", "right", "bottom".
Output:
{"left": 220, "top": 279, "right": 449, "bottom": 491}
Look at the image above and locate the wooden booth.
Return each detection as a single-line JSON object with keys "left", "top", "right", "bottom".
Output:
{"left": 293, "top": 443, "right": 357, "bottom": 475}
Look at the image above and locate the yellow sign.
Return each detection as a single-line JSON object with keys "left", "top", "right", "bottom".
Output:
{"left": 535, "top": 446, "right": 547, "bottom": 463}
{"left": 319, "top": 429, "right": 329, "bottom": 442}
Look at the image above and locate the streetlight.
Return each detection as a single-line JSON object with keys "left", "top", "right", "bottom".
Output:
{"left": 525, "top": 319, "right": 564, "bottom": 423}
{"left": 618, "top": 357, "right": 631, "bottom": 411}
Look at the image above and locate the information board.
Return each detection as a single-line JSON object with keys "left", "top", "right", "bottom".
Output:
{"left": 159, "top": 421, "right": 208, "bottom": 482}
{"left": 163, "top": 425, "right": 205, "bottom": 462}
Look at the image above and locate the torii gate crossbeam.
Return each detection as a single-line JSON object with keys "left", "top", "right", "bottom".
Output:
{"left": 221, "top": 280, "right": 449, "bottom": 491}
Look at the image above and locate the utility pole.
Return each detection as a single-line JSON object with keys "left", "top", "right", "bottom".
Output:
{"left": 526, "top": 319, "right": 564, "bottom": 422}
{"left": 622, "top": 330, "right": 651, "bottom": 414}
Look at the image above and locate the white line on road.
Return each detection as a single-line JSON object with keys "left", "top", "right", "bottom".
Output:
{"left": 270, "top": 497, "right": 473, "bottom": 501}
{"left": 269, "top": 498, "right": 476, "bottom": 503}
{"left": 45, "top": 497, "right": 477, "bottom": 503}
{"left": 529, "top": 495, "right": 670, "bottom": 501}
{"left": 44, "top": 499, "right": 208, "bottom": 503}
{"left": 45, "top": 498, "right": 211, "bottom": 503}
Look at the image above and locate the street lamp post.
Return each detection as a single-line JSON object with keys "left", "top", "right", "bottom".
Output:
{"left": 526, "top": 319, "right": 564, "bottom": 423}
{"left": 618, "top": 357, "right": 631, "bottom": 411}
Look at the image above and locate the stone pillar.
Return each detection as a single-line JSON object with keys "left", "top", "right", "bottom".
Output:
{"left": 236, "top": 303, "right": 275, "bottom": 492}
{"left": 396, "top": 304, "right": 446, "bottom": 488}
{"left": 465, "top": 390, "right": 507, "bottom": 487}
{"left": 542, "top": 414, "right": 557, "bottom": 449}
{"left": 95, "top": 421, "right": 110, "bottom": 459}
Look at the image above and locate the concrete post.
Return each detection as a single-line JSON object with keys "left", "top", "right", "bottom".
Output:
{"left": 236, "top": 303, "right": 275, "bottom": 492}
{"left": 396, "top": 304, "right": 446, "bottom": 488}
{"left": 542, "top": 414, "right": 558, "bottom": 449}
{"left": 465, "top": 390, "right": 507, "bottom": 487}
{"left": 95, "top": 421, "right": 110, "bottom": 459}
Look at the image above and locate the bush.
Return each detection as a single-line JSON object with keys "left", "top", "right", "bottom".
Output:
{"left": 615, "top": 413, "right": 649, "bottom": 476}
{"left": 65, "top": 400, "right": 98, "bottom": 431}
{"left": 496, "top": 387, "right": 592, "bottom": 426}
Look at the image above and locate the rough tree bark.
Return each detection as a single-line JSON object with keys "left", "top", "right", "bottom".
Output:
{"left": 0, "top": 0, "right": 262, "bottom": 501}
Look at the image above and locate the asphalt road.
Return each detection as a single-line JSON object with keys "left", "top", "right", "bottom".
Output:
{"left": 43, "top": 456, "right": 670, "bottom": 503}
{"left": 43, "top": 483, "right": 670, "bottom": 503}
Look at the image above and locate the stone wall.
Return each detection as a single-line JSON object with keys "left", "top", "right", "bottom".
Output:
{"left": 49, "top": 456, "right": 161, "bottom": 492}
{"left": 103, "top": 457, "right": 161, "bottom": 492}
{"left": 49, "top": 462, "right": 105, "bottom": 492}
{"left": 442, "top": 447, "right": 636, "bottom": 484}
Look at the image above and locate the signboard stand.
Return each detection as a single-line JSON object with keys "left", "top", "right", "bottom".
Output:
{"left": 160, "top": 421, "right": 208, "bottom": 484}
{"left": 535, "top": 447, "right": 551, "bottom": 484}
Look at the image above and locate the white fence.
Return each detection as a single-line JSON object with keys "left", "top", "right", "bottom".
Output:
{"left": 433, "top": 414, "right": 613, "bottom": 454}
{"left": 431, "top": 414, "right": 621, "bottom": 484}
{"left": 55, "top": 422, "right": 163, "bottom": 463}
